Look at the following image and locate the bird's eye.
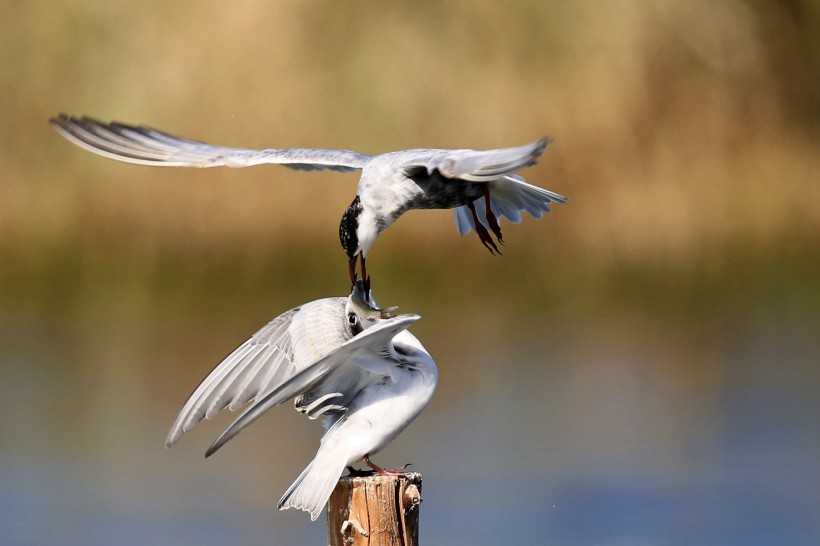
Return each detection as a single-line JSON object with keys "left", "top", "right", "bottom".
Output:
{"left": 347, "top": 311, "right": 365, "bottom": 336}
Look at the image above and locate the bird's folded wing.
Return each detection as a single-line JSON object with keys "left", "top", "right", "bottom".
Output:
{"left": 204, "top": 313, "right": 421, "bottom": 457}
{"left": 166, "top": 307, "right": 302, "bottom": 447}
{"left": 50, "top": 114, "right": 371, "bottom": 172}
{"left": 408, "top": 138, "right": 550, "bottom": 182}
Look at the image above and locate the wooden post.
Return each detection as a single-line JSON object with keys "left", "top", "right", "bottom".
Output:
{"left": 327, "top": 472, "right": 423, "bottom": 546}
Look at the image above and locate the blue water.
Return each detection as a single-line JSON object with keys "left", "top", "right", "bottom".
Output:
{"left": 1, "top": 295, "right": 818, "bottom": 545}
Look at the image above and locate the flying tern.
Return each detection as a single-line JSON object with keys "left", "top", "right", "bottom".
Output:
{"left": 166, "top": 282, "right": 438, "bottom": 521}
{"left": 50, "top": 113, "right": 566, "bottom": 284}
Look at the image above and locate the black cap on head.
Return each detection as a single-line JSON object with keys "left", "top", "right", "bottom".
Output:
{"left": 339, "top": 195, "right": 362, "bottom": 260}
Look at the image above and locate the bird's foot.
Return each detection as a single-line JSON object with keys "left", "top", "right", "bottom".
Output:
{"left": 475, "top": 223, "right": 502, "bottom": 256}
{"left": 486, "top": 211, "right": 505, "bottom": 246}
{"left": 363, "top": 455, "right": 412, "bottom": 476}
{"left": 468, "top": 200, "right": 502, "bottom": 255}
{"left": 482, "top": 186, "right": 505, "bottom": 246}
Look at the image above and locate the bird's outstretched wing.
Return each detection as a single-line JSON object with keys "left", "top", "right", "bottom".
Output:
{"left": 50, "top": 113, "right": 372, "bottom": 172}
{"left": 404, "top": 138, "right": 550, "bottom": 182}
{"left": 166, "top": 307, "right": 305, "bottom": 447}
{"left": 205, "top": 313, "right": 421, "bottom": 457}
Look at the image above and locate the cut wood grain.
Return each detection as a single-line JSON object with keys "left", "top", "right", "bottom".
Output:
{"left": 328, "top": 472, "right": 423, "bottom": 546}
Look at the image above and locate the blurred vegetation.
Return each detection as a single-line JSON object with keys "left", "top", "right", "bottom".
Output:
{"left": 2, "top": 5, "right": 819, "bottom": 542}
{"left": 1, "top": 0, "right": 818, "bottom": 314}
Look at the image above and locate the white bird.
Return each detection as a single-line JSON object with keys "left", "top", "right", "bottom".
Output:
{"left": 50, "top": 114, "right": 566, "bottom": 285}
{"left": 166, "top": 282, "right": 438, "bottom": 521}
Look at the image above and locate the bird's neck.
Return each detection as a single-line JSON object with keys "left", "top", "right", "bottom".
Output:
{"left": 355, "top": 208, "right": 389, "bottom": 257}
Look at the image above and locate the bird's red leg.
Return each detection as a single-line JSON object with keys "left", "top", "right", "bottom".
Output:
{"left": 482, "top": 185, "right": 504, "bottom": 245}
{"left": 363, "top": 454, "right": 411, "bottom": 476}
{"left": 467, "top": 201, "right": 501, "bottom": 255}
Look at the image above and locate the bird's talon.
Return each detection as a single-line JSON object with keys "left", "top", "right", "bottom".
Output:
{"left": 468, "top": 200, "right": 502, "bottom": 256}
{"left": 482, "top": 185, "right": 505, "bottom": 246}
{"left": 487, "top": 218, "right": 504, "bottom": 245}
{"left": 479, "top": 230, "right": 501, "bottom": 255}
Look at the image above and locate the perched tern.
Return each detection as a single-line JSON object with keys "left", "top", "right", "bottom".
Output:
{"left": 166, "top": 283, "right": 438, "bottom": 521}
{"left": 50, "top": 114, "right": 567, "bottom": 284}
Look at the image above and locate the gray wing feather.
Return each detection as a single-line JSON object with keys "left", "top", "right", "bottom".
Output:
{"left": 407, "top": 138, "right": 550, "bottom": 182}
{"left": 165, "top": 308, "right": 300, "bottom": 447}
{"left": 204, "top": 313, "right": 421, "bottom": 457}
{"left": 50, "top": 113, "right": 371, "bottom": 172}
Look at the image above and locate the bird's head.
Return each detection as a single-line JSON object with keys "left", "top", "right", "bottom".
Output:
{"left": 348, "top": 279, "right": 398, "bottom": 325}
{"left": 339, "top": 196, "right": 362, "bottom": 263}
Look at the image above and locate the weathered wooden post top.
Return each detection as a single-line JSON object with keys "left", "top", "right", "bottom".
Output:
{"left": 328, "top": 473, "right": 423, "bottom": 546}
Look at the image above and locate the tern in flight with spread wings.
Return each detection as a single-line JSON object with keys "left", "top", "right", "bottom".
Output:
{"left": 50, "top": 114, "right": 566, "bottom": 285}
{"left": 165, "top": 282, "right": 437, "bottom": 521}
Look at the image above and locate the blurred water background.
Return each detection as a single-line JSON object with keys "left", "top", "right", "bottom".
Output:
{"left": 2, "top": 1, "right": 819, "bottom": 544}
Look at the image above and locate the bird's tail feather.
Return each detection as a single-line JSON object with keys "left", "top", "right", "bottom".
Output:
{"left": 277, "top": 451, "right": 349, "bottom": 521}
